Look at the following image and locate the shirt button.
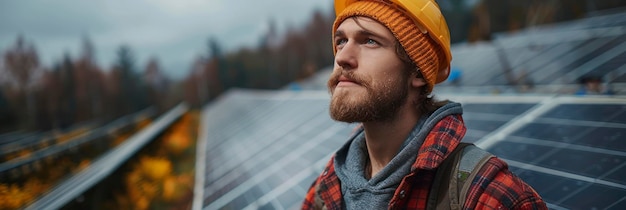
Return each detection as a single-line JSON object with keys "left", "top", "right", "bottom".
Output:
{"left": 400, "top": 190, "right": 405, "bottom": 198}
{"left": 323, "top": 170, "right": 328, "bottom": 176}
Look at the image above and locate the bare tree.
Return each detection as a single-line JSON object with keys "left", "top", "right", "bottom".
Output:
{"left": 2, "top": 35, "right": 43, "bottom": 129}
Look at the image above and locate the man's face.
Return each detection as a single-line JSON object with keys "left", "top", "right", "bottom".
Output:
{"left": 327, "top": 16, "right": 409, "bottom": 123}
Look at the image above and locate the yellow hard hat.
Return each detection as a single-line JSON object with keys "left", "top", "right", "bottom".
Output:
{"left": 334, "top": 0, "right": 452, "bottom": 82}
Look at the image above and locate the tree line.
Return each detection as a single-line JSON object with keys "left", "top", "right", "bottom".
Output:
{"left": 2, "top": 0, "right": 624, "bottom": 132}
{"left": 0, "top": 8, "right": 335, "bottom": 132}
{"left": 0, "top": 36, "right": 172, "bottom": 131}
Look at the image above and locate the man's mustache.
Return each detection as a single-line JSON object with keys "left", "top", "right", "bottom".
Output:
{"left": 329, "top": 71, "right": 367, "bottom": 87}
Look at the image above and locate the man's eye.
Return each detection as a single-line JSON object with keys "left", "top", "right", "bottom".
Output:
{"left": 336, "top": 38, "right": 347, "bottom": 45}
{"left": 366, "top": 39, "right": 379, "bottom": 45}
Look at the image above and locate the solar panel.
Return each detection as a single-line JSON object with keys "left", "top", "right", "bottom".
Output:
{"left": 461, "top": 101, "right": 539, "bottom": 143}
{"left": 535, "top": 37, "right": 610, "bottom": 84}
{"left": 540, "top": 103, "right": 626, "bottom": 123}
{"left": 196, "top": 90, "right": 354, "bottom": 209}
{"left": 443, "top": 9, "right": 626, "bottom": 90}
{"left": 474, "top": 96, "right": 626, "bottom": 209}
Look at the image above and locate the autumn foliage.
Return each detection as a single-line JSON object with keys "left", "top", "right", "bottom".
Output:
{"left": 100, "top": 111, "right": 198, "bottom": 210}
{"left": 0, "top": 117, "right": 151, "bottom": 209}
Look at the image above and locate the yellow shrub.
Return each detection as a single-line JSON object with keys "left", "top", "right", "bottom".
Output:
{"left": 139, "top": 157, "right": 172, "bottom": 181}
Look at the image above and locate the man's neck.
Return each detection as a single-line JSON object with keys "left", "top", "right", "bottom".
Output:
{"left": 362, "top": 105, "right": 421, "bottom": 179}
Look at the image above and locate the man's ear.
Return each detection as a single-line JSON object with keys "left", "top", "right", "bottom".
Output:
{"left": 410, "top": 74, "right": 427, "bottom": 88}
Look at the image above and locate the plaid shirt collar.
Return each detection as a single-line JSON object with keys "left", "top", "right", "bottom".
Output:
{"left": 412, "top": 114, "right": 466, "bottom": 170}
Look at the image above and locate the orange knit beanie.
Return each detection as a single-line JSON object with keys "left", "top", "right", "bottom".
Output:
{"left": 333, "top": 0, "right": 448, "bottom": 93}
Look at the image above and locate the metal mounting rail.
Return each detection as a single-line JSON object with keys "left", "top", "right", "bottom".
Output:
{"left": 25, "top": 103, "right": 188, "bottom": 210}
{"left": 0, "top": 122, "right": 94, "bottom": 158}
{"left": 0, "top": 107, "right": 155, "bottom": 177}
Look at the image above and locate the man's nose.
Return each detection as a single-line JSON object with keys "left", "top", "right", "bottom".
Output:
{"left": 335, "top": 41, "right": 358, "bottom": 70}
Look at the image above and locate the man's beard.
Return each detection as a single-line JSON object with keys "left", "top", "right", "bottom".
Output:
{"left": 328, "top": 70, "right": 408, "bottom": 123}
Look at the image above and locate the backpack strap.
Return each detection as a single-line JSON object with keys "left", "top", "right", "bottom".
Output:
{"left": 313, "top": 180, "right": 328, "bottom": 210}
{"left": 427, "top": 143, "right": 494, "bottom": 210}
{"left": 456, "top": 144, "right": 494, "bottom": 208}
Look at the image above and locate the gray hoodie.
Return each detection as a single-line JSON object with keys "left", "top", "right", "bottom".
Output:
{"left": 334, "top": 102, "right": 464, "bottom": 209}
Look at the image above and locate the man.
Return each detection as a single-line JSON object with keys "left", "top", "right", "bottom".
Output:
{"left": 302, "top": 0, "right": 547, "bottom": 209}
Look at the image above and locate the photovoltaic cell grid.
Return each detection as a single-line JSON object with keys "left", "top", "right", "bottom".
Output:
{"left": 195, "top": 90, "right": 626, "bottom": 210}
{"left": 447, "top": 9, "right": 626, "bottom": 88}
{"left": 197, "top": 90, "right": 355, "bottom": 210}
{"left": 462, "top": 101, "right": 538, "bottom": 143}
{"left": 450, "top": 32, "right": 626, "bottom": 87}
{"left": 513, "top": 10, "right": 626, "bottom": 35}
{"left": 475, "top": 97, "right": 626, "bottom": 210}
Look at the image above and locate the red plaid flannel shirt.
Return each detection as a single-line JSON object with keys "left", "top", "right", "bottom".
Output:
{"left": 302, "top": 115, "right": 547, "bottom": 209}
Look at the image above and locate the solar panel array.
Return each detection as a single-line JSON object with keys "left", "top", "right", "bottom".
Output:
{"left": 193, "top": 8, "right": 626, "bottom": 210}
{"left": 194, "top": 90, "right": 626, "bottom": 210}
{"left": 437, "top": 9, "right": 626, "bottom": 94}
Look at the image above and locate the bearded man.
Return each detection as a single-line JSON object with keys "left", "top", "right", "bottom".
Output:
{"left": 302, "top": 0, "right": 547, "bottom": 209}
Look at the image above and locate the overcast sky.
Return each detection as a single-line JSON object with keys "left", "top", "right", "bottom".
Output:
{"left": 0, "top": 0, "right": 333, "bottom": 79}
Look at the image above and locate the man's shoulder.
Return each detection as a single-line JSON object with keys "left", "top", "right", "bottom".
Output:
{"left": 467, "top": 156, "right": 547, "bottom": 209}
{"left": 303, "top": 155, "right": 343, "bottom": 210}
